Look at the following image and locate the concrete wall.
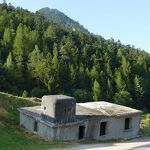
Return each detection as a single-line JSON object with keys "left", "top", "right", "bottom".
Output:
{"left": 20, "top": 112, "right": 141, "bottom": 141}
{"left": 38, "top": 122, "right": 54, "bottom": 140}
{"left": 41, "top": 95, "right": 76, "bottom": 123}
{"left": 20, "top": 112, "right": 85, "bottom": 141}
{"left": 84, "top": 114, "right": 141, "bottom": 140}
{"left": 20, "top": 112, "right": 35, "bottom": 132}
{"left": 20, "top": 113, "right": 54, "bottom": 140}
{"left": 53, "top": 125, "right": 79, "bottom": 141}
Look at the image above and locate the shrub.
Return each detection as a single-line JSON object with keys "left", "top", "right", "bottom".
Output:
{"left": 30, "top": 87, "right": 47, "bottom": 98}
{"left": 113, "top": 90, "right": 133, "bottom": 107}
{"left": 72, "top": 89, "right": 92, "bottom": 103}
{"left": 22, "top": 90, "right": 28, "bottom": 98}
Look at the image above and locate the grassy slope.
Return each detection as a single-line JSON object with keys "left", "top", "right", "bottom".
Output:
{"left": 0, "top": 92, "right": 76, "bottom": 150}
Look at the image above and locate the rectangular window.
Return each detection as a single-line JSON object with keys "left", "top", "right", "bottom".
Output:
{"left": 34, "top": 121, "right": 38, "bottom": 132}
{"left": 100, "top": 122, "right": 107, "bottom": 136}
{"left": 124, "top": 118, "right": 130, "bottom": 130}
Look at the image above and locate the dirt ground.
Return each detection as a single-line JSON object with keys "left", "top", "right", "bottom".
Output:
{"left": 53, "top": 137, "right": 150, "bottom": 150}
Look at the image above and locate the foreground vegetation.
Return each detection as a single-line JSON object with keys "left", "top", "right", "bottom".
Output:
{"left": 141, "top": 114, "right": 150, "bottom": 136}
{"left": 0, "top": 92, "right": 76, "bottom": 150}
{"left": 0, "top": 3, "right": 150, "bottom": 111}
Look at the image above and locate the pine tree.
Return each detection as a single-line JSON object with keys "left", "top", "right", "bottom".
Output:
{"left": 105, "top": 62, "right": 112, "bottom": 77}
{"left": 134, "top": 76, "right": 145, "bottom": 96}
{"left": 90, "top": 66, "right": 99, "bottom": 82}
{"left": 114, "top": 69, "right": 126, "bottom": 91}
{"left": 106, "top": 78, "right": 113, "bottom": 100}
{"left": 52, "top": 49, "right": 60, "bottom": 92}
{"left": 6, "top": 52, "right": 14, "bottom": 68}
{"left": 70, "top": 65, "right": 76, "bottom": 87}
{"left": 43, "top": 53, "right": 54, "bottom": 92}
{"left": 28, "top": 45, "right": 44, "bottom": 81}
{"left": 1, "top": 27, "right": 13, "bottom": 59}
{"left": 121, "top": 56, "right": 131, "bottom": 77}
{"left": 134, "top": 75, "right": 145, "bottom": 108}
{"left": 13, "top": 24, "right": 24, "bottom": 72}
{"left": 93, "top": 79, "right": 101, "bottom": 101}
{"left": 52, "top": 45, "right": 60, "bottom": 74}
{"left": 121, "top": 56, "right": 131, "bottom": 91}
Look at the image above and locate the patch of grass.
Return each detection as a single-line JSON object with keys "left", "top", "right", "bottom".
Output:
{"left": 0, "top": 92, "right": 76, "bottom": 150}
{"left": 141, "top": 113, "right": 150, "bottom": 136}
{"left": 0, "top": 125, "right": 76, "bottom": 150}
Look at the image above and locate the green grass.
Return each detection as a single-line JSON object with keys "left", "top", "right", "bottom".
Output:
{"left": 141, "top": 113, "right": 150, "bottom": 136}
{"left": 0, "top": 92, "right": 76, "bottom": 150}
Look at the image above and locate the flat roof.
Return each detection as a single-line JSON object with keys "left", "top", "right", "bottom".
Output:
{"left": 42, "top": 95, "right": 74, "bottom": 101}
{"left": 78, "top": 101, "right": 142, "bottom": 117}
{"left": 19, "top": 104, "right": 106, "bottom": 121}
{"left": 19, "top": 101, "right": 142, "bottom": 120}
{"left": 18, "top": 101, "right": 142, "bottom": 126}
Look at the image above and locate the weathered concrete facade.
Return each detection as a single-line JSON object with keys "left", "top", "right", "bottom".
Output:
{"left": 41, "top": 95, "right": 76, "bottom": 123}
{"left": 19, "top": 95, "right": 142, "bottom": 141}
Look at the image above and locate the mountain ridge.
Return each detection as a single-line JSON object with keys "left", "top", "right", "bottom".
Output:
{"left": 38, "top": 7, "right": 88, "bottom": 32}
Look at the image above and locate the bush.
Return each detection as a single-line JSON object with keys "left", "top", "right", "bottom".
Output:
{"left": 72, "top": 89, "right": 92, "bottom": 103}
{"left": 141, "top": 114, "right": 150, "bottom": 136}
{"left": 113, "top": 90, "right": 133, "bottom": 107}
{"left": 30, "top": 87, "right": 47, "bottom": 98}
{"left": 22, "top": 90, "right": 28, "bottom": 98}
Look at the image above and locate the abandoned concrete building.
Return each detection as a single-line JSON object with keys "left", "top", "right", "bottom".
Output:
{"left": 18, "top": 95, "right": 142, "bottom": 141}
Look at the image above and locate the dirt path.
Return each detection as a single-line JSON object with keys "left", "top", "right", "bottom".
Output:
{"left": 53, "top": 137, "right": 150, "bottom": 150}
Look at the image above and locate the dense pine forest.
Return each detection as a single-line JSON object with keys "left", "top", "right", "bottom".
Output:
{"left": 0, "top": 3, "right": 150, "bottom": 111}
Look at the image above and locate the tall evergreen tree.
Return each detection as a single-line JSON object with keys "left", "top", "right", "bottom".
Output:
{"left": 93, "top": 79, "right": 101, "bottom": 101}
{"left": 90, "top": 66, "right": 99, "bottom": 82}
{"left": 6, "top": 52, "right": 14, "bottom": 68}
{"left": 133, "top": 75, "right": 145, "bottom": 108}
{"left": 114, "top": 69, "right": 126, "bottom": 91}
{"left": 43, "top": 53, "right": 54, "bottom": 92}
{"left": 1, "top": 27, "right": 13, "bottom": 59}
{"left": 52, "top": 46, "right": 60, "bottom": 92}
{"left": 13, "top": 23, "right": 25, "bottom": 72}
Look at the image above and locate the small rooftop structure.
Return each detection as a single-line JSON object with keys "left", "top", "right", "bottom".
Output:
{"left": 41, "top": 95, "right": 76, "bottom": 123}
{"left": 19, "top": 95, "right": 142, "bottom": 141}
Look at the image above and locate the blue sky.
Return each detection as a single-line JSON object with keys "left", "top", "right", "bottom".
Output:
{"left": 1, "top": 0, "right": 150, "bottom": 53}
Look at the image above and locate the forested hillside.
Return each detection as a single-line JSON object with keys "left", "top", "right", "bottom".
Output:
{"left": 0, "top": 3, "right": 150, "bottom": 111}
{"left": 38, "top": 7, "right": 88, "bottom": 32}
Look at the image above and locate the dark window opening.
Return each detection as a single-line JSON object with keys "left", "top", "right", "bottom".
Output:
{"left": 79, "top": 125, "right": 85, "bottom": 140}
{"left": 64, "top": 108, "right": 67, "bottom": 113}
{"left": 100, "top": 122, "right": 107, "bottom": 136}
{"left": 34, "top": 121, "right": 38, "bottom": 132}
{"left": 125, "top": 118, "right": 130, "bottom": 130}
{"left": 44, "top": 106, "right": 46, "bottom": 110}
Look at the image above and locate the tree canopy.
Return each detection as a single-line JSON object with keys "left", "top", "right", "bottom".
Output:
{"left": 0, "top": 3, "right": 150, "bottom": 111}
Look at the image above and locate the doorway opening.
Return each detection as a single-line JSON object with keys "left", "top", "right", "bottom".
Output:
{"left": 79, "top": 125, "right": 85, "bottom": 140}
{"left": 100, "top": 122, "right": 107, "bottom": 136}
{"left": 34, "top": 121, "right": 38, "bottom": 132}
